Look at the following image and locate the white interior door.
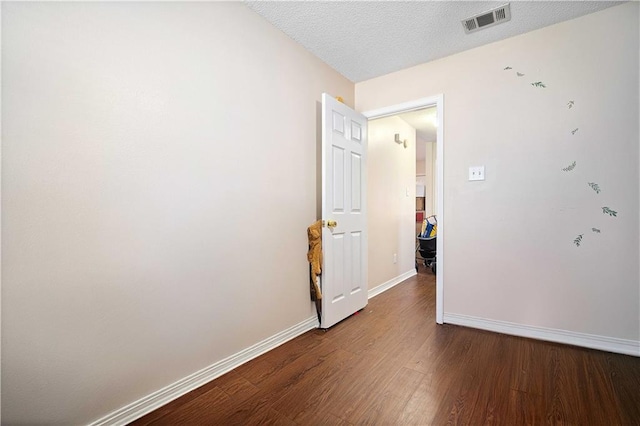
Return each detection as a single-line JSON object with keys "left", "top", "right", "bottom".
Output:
{"left": 321, "top": 93, "right": 368, "bottom": 329}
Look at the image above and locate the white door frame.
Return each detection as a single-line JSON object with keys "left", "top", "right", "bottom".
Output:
{"left": 362, "top": 95, "right": 444, "bottom": 324}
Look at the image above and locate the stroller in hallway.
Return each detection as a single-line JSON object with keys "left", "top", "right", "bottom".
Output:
{"left": 416, "top": 215, "right": 437, "bottom": 274}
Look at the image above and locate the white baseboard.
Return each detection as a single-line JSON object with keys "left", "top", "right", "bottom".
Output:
{"left": 444, "top": 313, "right": 640, "bottom": 357}
{"left": 89, "top": 316, "right": 318, "bottom": 426}
{"left": 89, "top": 269, "right": 419, "bottom": 426}
{"left": 368, "top": 269, "right": 417, "bottom": 299}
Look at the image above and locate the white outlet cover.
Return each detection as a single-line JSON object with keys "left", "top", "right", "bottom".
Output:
{"left": 469, "top": 166, "right": 485, "bottom": 181}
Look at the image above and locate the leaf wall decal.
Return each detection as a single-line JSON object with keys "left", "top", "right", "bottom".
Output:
{"left": 504, "top": 66, "right": 512, "bottom": 70}
{"left": 531, "top": 82, "right": 546, "bottom": 88}
{"left": 562, "top": 161, "right": 577, "bottom": 172}
{"left": 572, "top": 128, "right": 579, "bottom": 135}
{"left": 592, "top": 228, "right": 601, "bottom": 233}
{"left": 588, "top": 182, "right": 600, "bottom": 193}
{"left": 602, "top": 207, "right": 618, "bottom": 217}
{"left": 574, "top": 234, "right": 583, "bottom": 247}
{"left": 568, "top": 101, "right": 574, "bottom": 109}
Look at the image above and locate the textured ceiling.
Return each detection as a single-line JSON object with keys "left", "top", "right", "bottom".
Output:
{"left": 246, "top": 1, "right": 624, "bottom": 83}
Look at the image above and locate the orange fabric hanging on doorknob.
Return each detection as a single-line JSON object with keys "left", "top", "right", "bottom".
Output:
{"left": 307, "top": 220, "right": 323, "bottom": 300}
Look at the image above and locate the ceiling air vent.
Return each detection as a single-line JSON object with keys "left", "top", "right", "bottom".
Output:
{"left": 462, "top": 3, "right": 511, "bottom": 34}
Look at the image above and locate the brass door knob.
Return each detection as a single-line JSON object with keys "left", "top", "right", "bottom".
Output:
{"left": 327, "top": 220, "right": 338, "bottom": 229}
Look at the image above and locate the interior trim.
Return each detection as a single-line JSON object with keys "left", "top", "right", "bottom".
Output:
{"left": 91, "top": 267, "right": 426, "bottom": 425}
{"left": 88, "top": 316, "right": 318, "bottom": 426}
{"left": 368, "top": 269, "right": 417, "bottom": 299}
{"left": 91, "top": 268, "right": 430, "bottom": 425}
{"left": 444, "top": 313, "right": 640, "bottom": 357}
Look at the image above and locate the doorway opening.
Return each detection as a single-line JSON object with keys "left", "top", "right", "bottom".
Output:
{"left": 362, "top": 95, "right": 444, "bottom": 324}
{"left": 403, "top": 106, "right": 437, "bottom": 238}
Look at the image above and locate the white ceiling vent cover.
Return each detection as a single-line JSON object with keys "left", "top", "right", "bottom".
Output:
{"left": 462, "top": 3, "right": 511, "bottom": 34}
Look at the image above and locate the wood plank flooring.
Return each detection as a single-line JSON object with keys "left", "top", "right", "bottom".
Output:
{"left": 131, "top": 270, "right": 640, "bottom": 425}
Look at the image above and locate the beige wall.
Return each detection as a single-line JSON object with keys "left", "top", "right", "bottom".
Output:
{"left": 1, "top": 2, "right": 353, "bottom": 424}
{"left": 420, "top": 141, "right": 437, "bottom": 218}
{"left": 357, "top": 3, "right": 639, "bottom": 341}
{"left": 368, "top": 116, "right": 416, "bottom": 288}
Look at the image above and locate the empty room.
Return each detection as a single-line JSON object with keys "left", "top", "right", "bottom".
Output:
{"left": 2, "top": 1, "right": 639, "bottom": 425}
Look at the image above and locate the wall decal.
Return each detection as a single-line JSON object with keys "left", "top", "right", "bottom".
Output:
{"left": 499, "top": 66, "right": 620, "bottom": 247}
{"left": 588, "top": 182, "right": 601, "bottom": 193}
{"left": 574, "top": 234, "right": 583, "bottom": 247}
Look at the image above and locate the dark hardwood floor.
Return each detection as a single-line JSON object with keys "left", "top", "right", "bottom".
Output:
{"left": 131, "top": 269, "right": 640, "bottom": 425}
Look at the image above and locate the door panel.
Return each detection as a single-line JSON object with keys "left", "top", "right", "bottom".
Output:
{"left": 350, "top": 231, "right": 362, "bottom": 294}
{"left": 350, "top": 153, "right": 361, "bottom": 211}
{"left": 332, "top": 147, "right": 345, "bottom": 212}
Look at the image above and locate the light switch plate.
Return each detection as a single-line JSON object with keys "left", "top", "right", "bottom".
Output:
{"left": 469, "top": 166, "right": 485, "bottom": 181}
